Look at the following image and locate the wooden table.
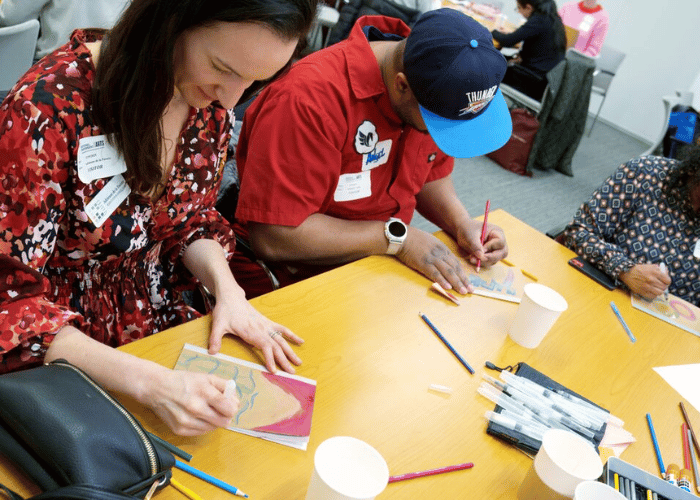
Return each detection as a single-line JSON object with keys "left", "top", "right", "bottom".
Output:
{"left": 2, "top": 210, "right": 699, "bottom": 499}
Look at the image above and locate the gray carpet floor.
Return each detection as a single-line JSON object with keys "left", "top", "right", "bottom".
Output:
{"left": 411, "top": 119, "right": 651, "bottom": 236}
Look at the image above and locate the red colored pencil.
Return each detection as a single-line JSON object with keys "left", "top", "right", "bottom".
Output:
{"left": 680, "top": 402, "right": 700, "bottom": 456}
{"left": 388, "top": 462, "right": 474, "bottom": 483}
{"left": 683, "top": 423, "right": 692, "bottom": 470}
{"left": 476, "top": 200, "right": 490, "bottom": 272}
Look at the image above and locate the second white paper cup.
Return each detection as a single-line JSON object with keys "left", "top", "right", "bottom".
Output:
{"left": 305, "top": 436, "right": 389, "bottom": 500}
{"left": 509, "top": 283, "right": 568, "bottom": 348}
{"left": 574, "top": 480, "right": 627, "bottom": 499}
{"left": 518, "top": 429, "right": 603, "bottom": 499}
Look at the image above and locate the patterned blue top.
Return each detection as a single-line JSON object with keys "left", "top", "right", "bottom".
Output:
{"left": 563, "top": 155, "right": 700, "bottom": 305}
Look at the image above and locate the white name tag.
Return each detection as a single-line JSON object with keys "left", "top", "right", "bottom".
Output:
{"left": 694, "top": 239, "right": 700, "bottom": 259}
{"left": 333, "top": 171, "right": 371, "bottom": 202}
{"left": 77, "top": 135, "right": 127, "bottom": 184}
{"left": 578, "top": 14, "right": 594, "bottom": 32}
{"left": 362, "top": 139, "right": 392, "bottom": 171}
{"left": 85, "top": 174, "right": 131, "bottom": 227}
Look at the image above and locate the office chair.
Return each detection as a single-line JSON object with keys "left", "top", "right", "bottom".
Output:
{"left": 307, "top": 3, "right": 341, "bottom": 53}
{"left": 500, "top": 49, "right": 595, "bottom": 116}
{"left": 587, "top": 44, "right": 626, "bottom": 136}
{"left": 0, "top": 19, "right": 40, "bottom": 100}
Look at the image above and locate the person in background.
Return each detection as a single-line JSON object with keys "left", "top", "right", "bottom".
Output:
{"left": 558, "top": 0, "right": 609, "bottom": 57}
{"left": 226, "top": 9, "right": 512, "bottom": 299}
{"left": 0, "top": 0, "right": 317, "bottom": 436}
{"left": 563, "top": 146, "right": 700, "bottom": 306}
{"left": 491, "top": 0, "right": 566, "bottom": 100}
{"left": 0, "top": 0, "right": 130, "bottom": 60}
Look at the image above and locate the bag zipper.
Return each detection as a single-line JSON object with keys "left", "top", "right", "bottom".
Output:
{"left": 49, "top": 360, "right": 159, "bottom": 476}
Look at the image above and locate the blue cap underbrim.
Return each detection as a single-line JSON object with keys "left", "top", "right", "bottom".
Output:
{"left": 419, "top": 88, "right": 513, "bottom": 159}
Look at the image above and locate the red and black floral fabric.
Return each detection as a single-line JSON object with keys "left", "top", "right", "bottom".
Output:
{"left": 0, "top": 30, "right": 236, "bottom": 373}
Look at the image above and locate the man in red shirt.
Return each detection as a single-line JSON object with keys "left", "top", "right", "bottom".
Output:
{"left": 229, "top": 9, "right": 512, "bottom": 298}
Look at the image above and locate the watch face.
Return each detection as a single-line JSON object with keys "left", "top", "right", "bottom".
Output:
{"left": 388, "top": 220, "right": 407, "bottom": 238}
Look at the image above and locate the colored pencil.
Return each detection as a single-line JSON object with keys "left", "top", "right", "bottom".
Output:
{"left": 610, "top": 301, "right": 637, "bottom": 343}
{"left": 388, "top": 462, "right": 474, "bottom": 483}
{"left": 171, "top": 479, "right": 204, "bottom": 500}
{"left": 680, "top": 401, "right": 700, "bottom": 456}
{"left": 688, "top": 427, "right": 700, "bottom": 493}
{"left": 683, "top": 423, "right": 692, "bottom": 470}
{"left": 418, "top": 312, "right": 474, "bottom": 374}
{"left": 147, "top": 431, "right": 193, "bottom": 462}
{"left": 431, "top": 282, "right": 461, "bottom": 305}
{"left": 646, "top": 413, "right": 665, "bottom": 477}
{"left": 476, "top": 200, "right": 490, "bottom": 273}
{"left": 614, "top": 472, "right": 620, "bottom": 491}
{"left": 175, "top": 460, "right": 248, "bottom": 498}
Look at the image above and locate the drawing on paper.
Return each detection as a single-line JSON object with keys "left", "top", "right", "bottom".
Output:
{"left": 174, "top": 344, "right": 316, "bottom": 449}
{"left": 466, "top": 262, "right": 528, "bottom": 300}
{"left": 631, "top": 294, "right": 700, "bottom": 338}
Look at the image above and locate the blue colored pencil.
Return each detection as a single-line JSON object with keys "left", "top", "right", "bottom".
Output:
{"left": 419, "top": 312, "right": 475, "bottom": 374}
{"left": 646, "top": 413, "right": 665, "bottom": 477}
{"left": 175, "top": 460, "right": 248, "bottom": 498}
{"left": 610, "top": 301, "right": 636, "bottom": 343}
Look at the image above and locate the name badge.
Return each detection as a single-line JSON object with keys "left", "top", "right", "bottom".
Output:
{"left": 362, "top": 139, "right": 392, "bottom": 171}
{"left": 694, "top": 239, "right": 700, "bottom": 259}
{"left": 85, "top": 174, "right": 131, "bottom": 227}
{"left": 578, "top": 14, "right": 594, "bottom": 32}
{"left": 77, "top": 135, "right": 127, "bottom": 184}
{"left": 334, "top": 171, "right": 371, "bottom": 202}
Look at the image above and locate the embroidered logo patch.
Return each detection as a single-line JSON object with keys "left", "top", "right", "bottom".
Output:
{"left": 459, "top": 85, "right": 498, "bottom": 116}
{"left": 362, "top": 139, "right": 392, "bottom": 171}
{"left": 355, "top": 120, "right": 378, "bottom": 155}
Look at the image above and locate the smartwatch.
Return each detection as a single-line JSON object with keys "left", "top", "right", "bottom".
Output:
{"left": 384, "top": 217, "right": 408, "bottom": 255}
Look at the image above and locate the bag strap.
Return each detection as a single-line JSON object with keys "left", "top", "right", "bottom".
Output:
{"left": 0, "top": 483, "right": 140, "bottom": 500}
{"left": 0, "top": 483, "right": 24, "bottom": 500}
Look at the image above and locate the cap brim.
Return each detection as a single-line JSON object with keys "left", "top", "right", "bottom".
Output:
{"left": 419, "top": 88, "right": 512, "bottom": 159}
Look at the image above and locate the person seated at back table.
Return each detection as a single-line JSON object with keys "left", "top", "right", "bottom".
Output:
{"left": 562, "top": 146, "right": 700, "bottom": 306}
{"left": 0, "top": 0, "right": 318, "bottom": 436}
{"left": 226, "top": 9, "right": 513, "bottom": 299}
{"left": 558, "top": 0, "right": 609, "bottom": 57}
{"left": 491, "top": 0, "right": 566, "bottom": 100}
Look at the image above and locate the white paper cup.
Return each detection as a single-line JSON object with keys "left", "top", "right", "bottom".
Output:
{"left": 518, "top": 429, "right": 603, "bottom": 499}
{"left": 305, "top": 436, "right": 389, "bottom": 500}
{"left": 574, "top": 480, "right": 627, "bottom": 499}
{"left": 509, "top": 283, "right": 568, "bottom": 348}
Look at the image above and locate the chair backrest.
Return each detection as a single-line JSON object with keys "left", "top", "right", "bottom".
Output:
{"left": 592, "top": 45, "right": 626, "bottom": 93}
{"left": 0, "top": 19, "right": 40, "bottom": 92}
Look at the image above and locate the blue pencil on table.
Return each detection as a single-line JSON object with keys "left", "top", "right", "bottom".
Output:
{"left": 610, "top": 301, "right": 636, "bottom": 343}
{"left": 175, "top": 460, "right": 248, "bottom": 498}
{"left": 419, "top": 312, "right": 475, "bottom": 374}
{"left": 646, "top": 413, "right": 665, "bottom": 477}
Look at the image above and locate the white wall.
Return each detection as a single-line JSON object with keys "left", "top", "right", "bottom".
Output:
{"left": 497, "top": 0, "right": 700, "bottom": 144}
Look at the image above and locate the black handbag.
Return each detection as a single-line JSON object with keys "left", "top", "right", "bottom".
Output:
{"left": 0, "top": 360, "right": 174, "bottom": 499}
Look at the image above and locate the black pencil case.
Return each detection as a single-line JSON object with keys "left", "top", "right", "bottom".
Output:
{"left": 485, "top": 362, "right": 608, "bottom": 455}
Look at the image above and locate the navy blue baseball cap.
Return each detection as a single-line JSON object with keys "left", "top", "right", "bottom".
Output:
{"left": 403, "top": 8, "right": 512, "bottom": 158}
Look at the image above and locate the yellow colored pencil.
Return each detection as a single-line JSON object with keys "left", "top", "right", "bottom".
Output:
{"left": 614, "top": 472, "right": 620, "bottom": 491}
{"left": 171, "top": 478, "right": 204, "bottom": 500}
{"left": 520, "top": 269, "right": 539, "bottom": 282}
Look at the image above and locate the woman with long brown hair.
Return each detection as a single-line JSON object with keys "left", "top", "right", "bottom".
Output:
{"left": 0, "top": 0, "right": 317, "bottom": 435}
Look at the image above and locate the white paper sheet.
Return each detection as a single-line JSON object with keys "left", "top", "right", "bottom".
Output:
{"left": 653, "top": 364, "right": 700, "bottom": 413}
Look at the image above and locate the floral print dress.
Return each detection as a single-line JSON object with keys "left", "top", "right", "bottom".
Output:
{"left": 0, "top": 30, "right": 236, "bottom": 373}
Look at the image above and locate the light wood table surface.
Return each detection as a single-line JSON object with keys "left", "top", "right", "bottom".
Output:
{"left": 2, "top": 210, "right": 699, "bottom": 499}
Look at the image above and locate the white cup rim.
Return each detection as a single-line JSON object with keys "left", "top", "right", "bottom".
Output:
{"left": 523, "top": 283, "right": 568, "bottom": 313}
